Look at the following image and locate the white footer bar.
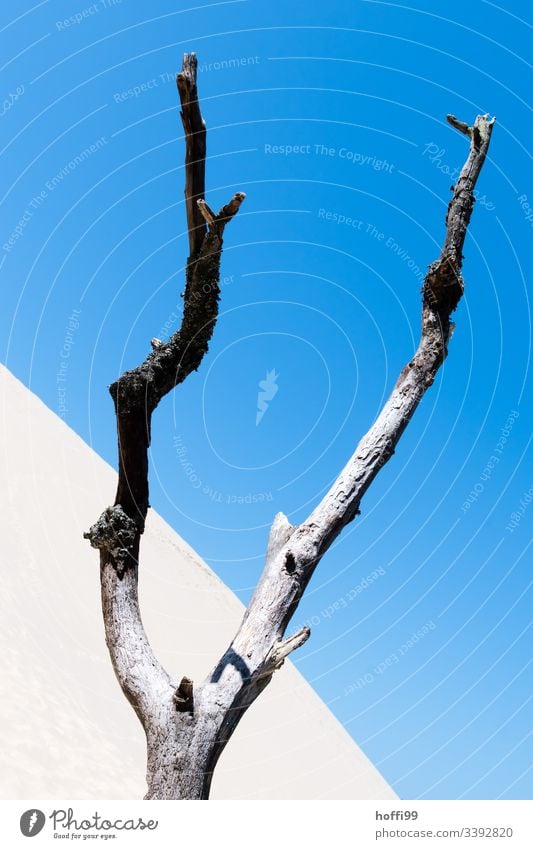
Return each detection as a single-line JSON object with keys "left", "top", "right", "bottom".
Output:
{"left": 2, "top": 800, "right": 532, "bottom": 848}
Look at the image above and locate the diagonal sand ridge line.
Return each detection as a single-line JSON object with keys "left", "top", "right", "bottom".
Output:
{"left": 0, "top": 364, "right": 395, "bottom": 800}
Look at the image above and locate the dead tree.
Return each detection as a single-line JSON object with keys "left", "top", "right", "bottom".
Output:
{"left": 85, "top": 53, "right": 495, "bottom": 800}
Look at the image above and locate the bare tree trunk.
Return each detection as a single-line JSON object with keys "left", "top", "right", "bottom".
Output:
{"left": 85, "top": 54, "right": 495, "bottom": 800}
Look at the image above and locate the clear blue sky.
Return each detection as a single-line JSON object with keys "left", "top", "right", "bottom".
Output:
{"left": 1, "top": 0, "right": 531, "bottom": 800}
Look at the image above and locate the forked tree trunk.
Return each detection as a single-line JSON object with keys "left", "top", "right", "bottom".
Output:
{"left": 85, "top": 53, "right": 495, "bottom": 800}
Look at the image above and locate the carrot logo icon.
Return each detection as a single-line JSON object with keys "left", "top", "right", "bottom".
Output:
{"left": 20, "top": 809, "right": 46, "bottom": 837}
{"left": 256, "top": 369, "right": 279, "bottom": 425}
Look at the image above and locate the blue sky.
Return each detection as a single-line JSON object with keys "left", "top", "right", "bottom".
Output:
{"left": 1, "top": 0, "right": 531, "bottom": 799}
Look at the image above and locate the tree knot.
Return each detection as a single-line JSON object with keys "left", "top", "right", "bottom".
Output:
{"left": 84, "top": 506, "right": 138, "bottom": 575}
{"left": 423, "top": 256, "right": 464, "bottom": 316}
{"left": 284, "top": 551, "right": 297, "bottom": 574}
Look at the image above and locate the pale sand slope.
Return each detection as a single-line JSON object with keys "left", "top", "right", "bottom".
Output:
{"left": 0, "top": 364, "right": 395, "bottom": 800}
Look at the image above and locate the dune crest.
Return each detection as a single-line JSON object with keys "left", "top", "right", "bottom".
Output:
{"left": 0, "top": 364, "right": 395, "bottom": 800}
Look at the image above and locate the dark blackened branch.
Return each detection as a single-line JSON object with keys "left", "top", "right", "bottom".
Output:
{"left": 176, "top": 52, "right": 207, "bottom": 261}
{"left": 215, "top": 191, "right": 247, "bottom": 227}
{"left": 144, "top": 192, "right": 246, "bottom": 401}
{"left": 98, "top": 52, "right": 244, "bottom": 534}
{"left": 87, "top": 52, "right": 243, "bottom": 738}
{"left": 106, "top": 188, "right": 245, "bottom": 532}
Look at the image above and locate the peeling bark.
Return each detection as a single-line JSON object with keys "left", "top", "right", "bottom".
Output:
{"left": 85, "top": 60, "right": 494, "bottom": 799}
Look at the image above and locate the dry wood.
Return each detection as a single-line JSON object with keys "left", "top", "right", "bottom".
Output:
{"left": 86, "top": 55, "right": 494, "bottom": 799}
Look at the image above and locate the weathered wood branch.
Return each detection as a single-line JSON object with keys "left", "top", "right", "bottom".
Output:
{"left": 187, "top": 113, "right": 495, "bottom": 795}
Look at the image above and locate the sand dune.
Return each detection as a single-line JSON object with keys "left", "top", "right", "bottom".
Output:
{"left": 0, "top": 364, "right": 395, "bottom": 800}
